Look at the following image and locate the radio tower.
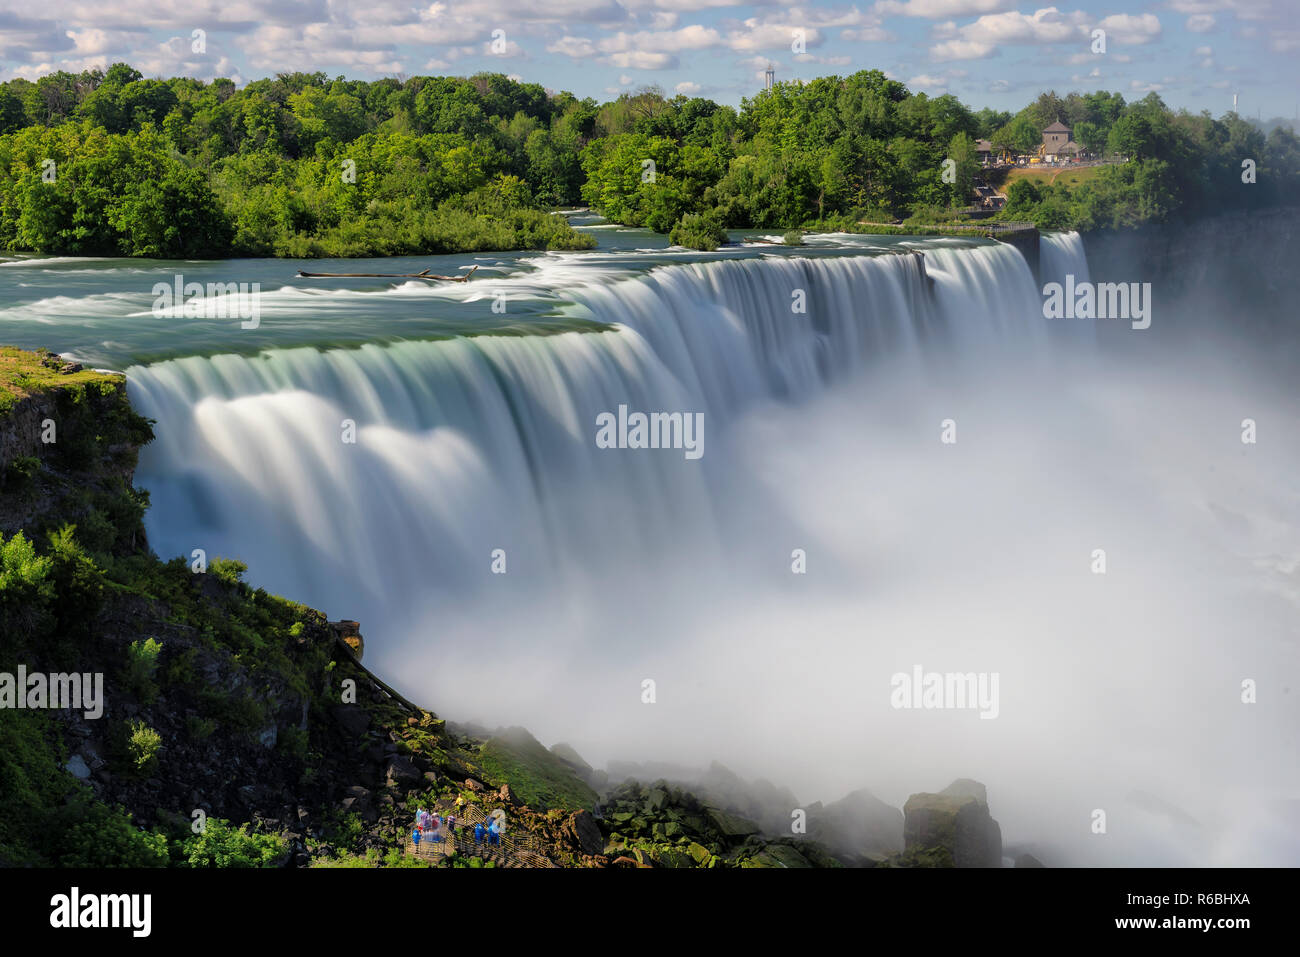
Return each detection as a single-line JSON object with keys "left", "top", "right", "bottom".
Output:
{"left": 765, "top": 63, "right": 775, "bottom": 90}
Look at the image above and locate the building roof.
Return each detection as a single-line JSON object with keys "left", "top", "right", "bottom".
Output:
{"left": 975, "top": 139, "right": 993, "bottom": 152}
{"left": 1043, "top": 121, "right": 1072, "bottom": 133}
{"left": 1060, "top": 140, "right": 1082, "bottom": 153}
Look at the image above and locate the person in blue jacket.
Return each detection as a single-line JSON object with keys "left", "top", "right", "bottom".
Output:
{"left": 474, "top": 821, "right": 485, "bottom": 844}
{"left": 488, "top": 817, "right": 501, "bottom": 846}
{"left": 412, "top": 826, "right": 422, "bottom": 850}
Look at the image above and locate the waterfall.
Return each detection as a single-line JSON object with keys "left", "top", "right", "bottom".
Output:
{"left": 130, "top": 242, "right": 1046, "bottom": 620}
{"left": 1038, "top": 230, "right": 1091, "bottom": 290}
{"left": 122, "top": 232, "right": 1300, "bottom": 865}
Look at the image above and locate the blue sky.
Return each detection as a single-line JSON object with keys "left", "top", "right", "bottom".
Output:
{"left": 1, "top": 1, "right": 1297, "bottom": 117}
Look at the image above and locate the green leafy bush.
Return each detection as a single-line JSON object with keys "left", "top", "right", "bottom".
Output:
{"left": 126, "top": 720, "right": 162, "bottom": 773}
{"left": 669, "top": 212, "right": 727, "bottom": 251}
{"left": 175, "top": 818, "right": 288, "bottom": 868}
{"left": 124, "top": 637, "right": 163, "bottom": 703}
{"left": 0, "top": 531, "right": 54, "bottom": 645}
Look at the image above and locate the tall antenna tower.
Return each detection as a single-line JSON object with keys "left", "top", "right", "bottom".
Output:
{"left": 765, "top": 63, "right": 775, "bottom": 91}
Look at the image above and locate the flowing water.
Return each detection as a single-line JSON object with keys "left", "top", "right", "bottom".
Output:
{"left": 3, "top": 225, "right": 1296, "bottom": 866}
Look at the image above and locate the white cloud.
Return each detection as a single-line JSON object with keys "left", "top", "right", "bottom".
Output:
{"left": 908, "top": 72, "right": 949, "bottom": 90}
{"left": 795, "top": 53, "right": 852, "bottom": 65}
{"left": 874, "top": 0, "right": 1014, "bottom": 16}
{"left": 929, "top": 7, "right": 1091, "bottom": 62}
{"left": 841, "top": 27, "right": 895, "bottom": 42}
{"left": 675, "top": 80, "right": 701, "bottom": 94}
{"left": 1097, "top": 13, "right": 1162, "bottom": 45}
{"left": 605, "top": 50, "right": 677, "bottom": 69}
{"left": 547, "top": 36, "right": 597, "bottom": 58}
{"left": 727, "top": 20, "right": 824, "bottom": 53}
{"left": 1186, "top": 14, "right": 1216, "bottom": 32}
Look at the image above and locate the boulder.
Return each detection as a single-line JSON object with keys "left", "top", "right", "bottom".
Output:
{"left": 66, "top": 755, "right": 91, "bottom": 781}
{"left": 705, "top": 806, "right": 762, "bottom": 841}
{"left": 330, "top": 620, "right": 364, "bottom": 660}
{"left": 687, "top": 842, "right": 712, "bottom": 865}
{"left": 903, "top": 780, "right": 1002, "bottom": 868}
{"left": 561, "top": 809, "right": 605, "bottom": 856}
{"left": 385, "top": 757, "right": 421, "bottom": 789}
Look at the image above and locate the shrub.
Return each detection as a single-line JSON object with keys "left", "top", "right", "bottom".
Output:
{"left": 209, "top": 557, "right": 248, "bottom": 586}
{"left": 175, "top": 818, "right": 288, "bottom": 867}
{"left": 3, "top": 455, "right": 40, "bottom": 491}
{"left": 55, "top": 799, "right": 169, "bottom": 868}
{"left": 124, "top": 638, "right": 163, "bottom": 703}
{"left": 46, "top": 525, "right": 106, "bottom": 640}
{"left": 0, "top": 531, "right": 54, "bottom": 645}
{"left": 126, "top": 721, "right": 162, "bottom": 773}
{"left": 669, "top": 211, "right": 728, "bottom": 251}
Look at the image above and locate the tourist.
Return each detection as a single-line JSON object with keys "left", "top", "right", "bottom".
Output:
{"left": 412, "top": 826, "right": 422, "bottom": 850}
{"left": 488, "top": 817, "right": 501, "bottom": 847}
{"left": 474, "top": 821, "right": 485, "bottom": 844}
{"left": 446, "top": 813, "right": 457, "bottom": 834}
{"left": 429, "top": 813, "right": 441, "bottom": 842}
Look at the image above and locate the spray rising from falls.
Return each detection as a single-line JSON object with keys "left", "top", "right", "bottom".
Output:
{"left": 126, "top": 233, "right": 1300, "bottom": 865}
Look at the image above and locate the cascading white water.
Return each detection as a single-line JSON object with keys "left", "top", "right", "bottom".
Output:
{"left": 129, "top": 243, "right": 1041, "bottom": 614}
{"left": 125, "top": 235, "right": 1300, "bottom": 866}
{"left": 1039, "top": 230, "right": 1091, "bottom": 290}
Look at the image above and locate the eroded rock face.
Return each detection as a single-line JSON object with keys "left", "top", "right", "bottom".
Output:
{"left": 330, "top": 620, "right": 364, "bottom": 660}
{"left": 903, "top": 780, "right": 1003, "bottom": 868}
{"left": 561, "top": 809, "right": 604, "bottom": 856}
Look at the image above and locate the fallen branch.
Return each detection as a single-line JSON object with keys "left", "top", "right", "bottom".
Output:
{"left": 296, "top": 264, "right": 478, "bottom": 282}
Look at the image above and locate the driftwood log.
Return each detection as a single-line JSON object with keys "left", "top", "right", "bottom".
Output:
{"left": 296, "top": 264, "right": 478, "bottom": 282}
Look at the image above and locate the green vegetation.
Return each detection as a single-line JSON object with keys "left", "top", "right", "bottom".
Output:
{"left": 126, "top": 720, "right": 162, "bottom": 772}
{"left": 987, "top": 90, "right": 1300, "bottom": 229}
{"left": 0, "top": 347, "right": 121, "bottom": 414}
{"left": 669, "top": 211, "right": 728, "bottom": 250}
{"left": 2, "top": 67, "right": 1294, "bottom": 259}
{"left": 0, "top": 67, "right": 595, "bottom": 257}
{"left": 124, "top": 637, "right": 162, "bottom": 702}
{"left": 178, "top": 818, "right": 288, "bottom": 867}
{"left": 478, "top": 727, "right": 598, "bottom": 811}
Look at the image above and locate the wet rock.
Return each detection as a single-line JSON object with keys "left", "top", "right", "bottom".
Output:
{"left": 66, "top": 755, "right": 91, "bottom": 780}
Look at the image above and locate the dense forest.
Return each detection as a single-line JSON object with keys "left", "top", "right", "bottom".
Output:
{"left": 0, "top": 64, "right": 1297, "bottom": 257}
